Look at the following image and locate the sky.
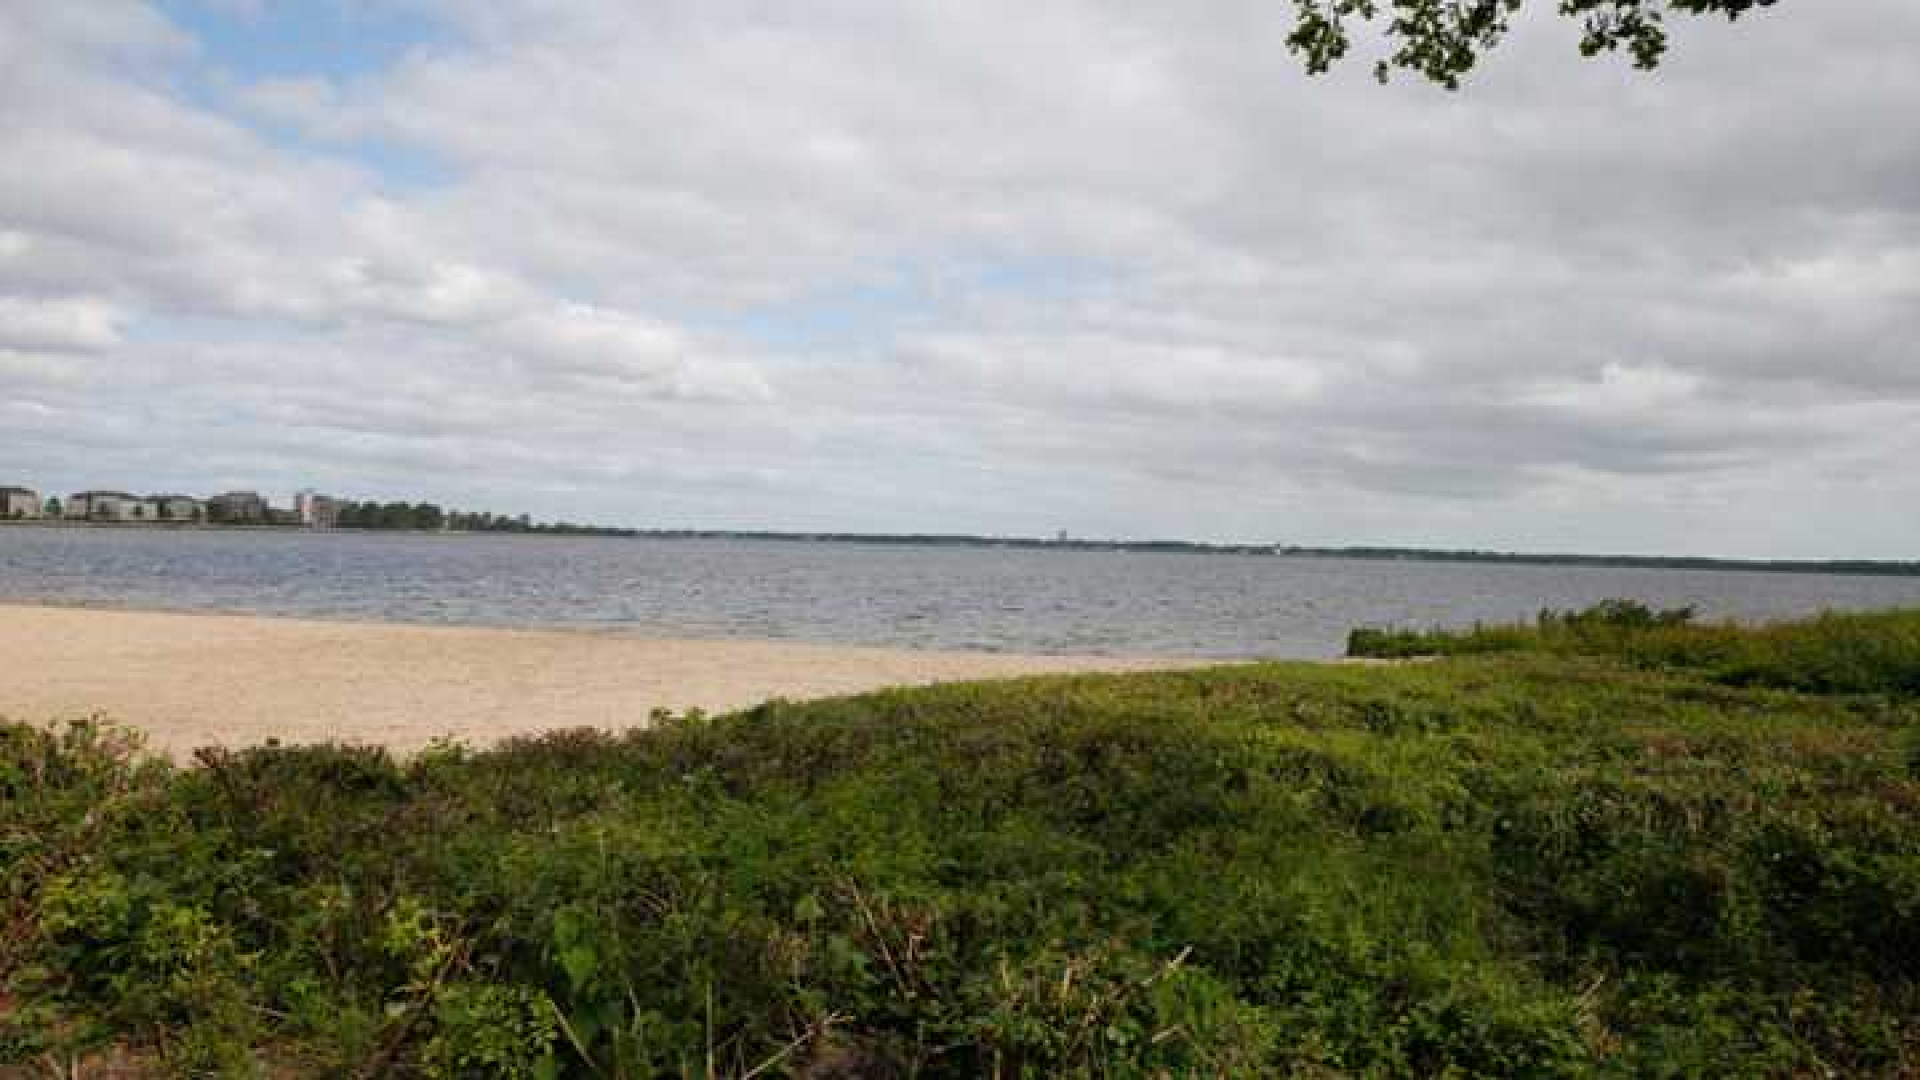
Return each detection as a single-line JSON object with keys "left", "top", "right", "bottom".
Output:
{"left": 2, "top": 1, "right": 1916, "bottom": 558}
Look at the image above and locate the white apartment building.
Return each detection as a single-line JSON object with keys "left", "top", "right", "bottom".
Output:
{"left": 66, "top": 491, "right": 155, "bottom": 522}
{"left": 0, "top": 486, "right": 41, "bottom": 518}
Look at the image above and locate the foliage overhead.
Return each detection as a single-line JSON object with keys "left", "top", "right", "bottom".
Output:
{"left": 1287, "top": 0, "right": 1780, "bottom": 87}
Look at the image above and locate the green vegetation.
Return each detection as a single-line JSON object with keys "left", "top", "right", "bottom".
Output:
{"left": 7, "top": 608, "right": 1919, "bottom": 1076}
{"left": 1349, "top": 600, "right": 1920, "bottom": 696}
{"left": 335, "top": 502, "right": 634, "bottom": 536}
{"left": 335, "top": 500, "right": 450, "bottom": 531}
{"left": 1285, "top": 1, "right": 1779, "bottom": 88}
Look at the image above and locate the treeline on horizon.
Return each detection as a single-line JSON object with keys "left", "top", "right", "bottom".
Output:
{"left": 1275, "top": 545, "right": 1920, "bottom": 577}
{"left": 313, "top": 502, "right": 1920, "bottom": 576}
{"left": 333, "top": 502, "right": 630, "bottom": 536}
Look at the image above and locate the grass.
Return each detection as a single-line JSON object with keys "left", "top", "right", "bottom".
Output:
{"left": 4, "top": 606, "right": 1919, "bottom": 1076}
{"left": 1348, "top": 600, "right": 1920, "bottom": 696}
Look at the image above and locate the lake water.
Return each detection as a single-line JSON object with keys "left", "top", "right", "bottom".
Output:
{"left": 3, "top": 527, "right": 1917, "bottom": 658}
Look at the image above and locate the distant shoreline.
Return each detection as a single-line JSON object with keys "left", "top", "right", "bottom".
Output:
{"left": 7, "top": 518, "right": 1916, "bottom": 578}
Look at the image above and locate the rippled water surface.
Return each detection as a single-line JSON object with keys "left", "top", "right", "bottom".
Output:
{"left": 3, "top": 528, "right": 1917, "bottom": 658}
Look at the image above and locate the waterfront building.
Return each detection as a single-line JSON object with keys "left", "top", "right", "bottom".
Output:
{"left": 294, "top": 490, "right": 340, "bottom": 529}
{"left": 150, "top": 495, "right": 204, "bottom": 523}
{"left": 0, "top": 486, "right": 41, "bottom": 519}
{"left": 206, "top": 491, "right": 268, "bottom": 524}
{"left": 67, "top": 491, "right": 148, "bottom": 522}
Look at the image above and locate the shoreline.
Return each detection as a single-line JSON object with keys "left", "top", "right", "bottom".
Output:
{"left": 0, "top": 603, "right": 1202, "bottom": 760}
{"left": 3, "top": 595, "right": 1237, "bottom": 658}
{"left": 7, "top": 520, "right": 1916, "bottom": 577}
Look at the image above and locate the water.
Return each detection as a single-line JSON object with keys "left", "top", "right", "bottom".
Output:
{"left": 2, "top": 527, "right": 1917, "bottom": 658}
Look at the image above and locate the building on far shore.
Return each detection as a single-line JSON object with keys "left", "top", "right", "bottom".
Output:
{"left": 149, "top": 495, "right": 204, "bottom": 523}
{"left": 0, "top": 486, "right": 41, "bottom": 519}
{"left": 294, "top": 490, "right": 339, "bottom": 529}
{"left": 67, "top": 491, "right": 152, "bottom": 522}
{"left": 206, "top": 491, "right": 268, "bottom": 525}
{"left": 63, "top": 492, "right": 100, "bottom": 519}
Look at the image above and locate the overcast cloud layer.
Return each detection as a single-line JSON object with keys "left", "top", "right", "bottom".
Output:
{"left": 3, "top": 1, "right": 1916, "bottom": 557}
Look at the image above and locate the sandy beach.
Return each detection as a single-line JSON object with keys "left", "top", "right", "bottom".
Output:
{"left": 0, "top": 604, "right": 1193, "bottom": 759}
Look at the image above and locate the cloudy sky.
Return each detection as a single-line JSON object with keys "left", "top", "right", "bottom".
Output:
{"left": 3, "top": 2, "right": 1916, "bottom": 557}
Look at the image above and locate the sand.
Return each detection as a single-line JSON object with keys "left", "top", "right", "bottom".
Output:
{"left": 0, "top": 604, "right": 1196, "bottom": 759}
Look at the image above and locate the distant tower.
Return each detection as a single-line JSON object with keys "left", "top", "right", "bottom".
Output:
{"left": 1057, "top": 529, "right": 1069, "bottom": 543}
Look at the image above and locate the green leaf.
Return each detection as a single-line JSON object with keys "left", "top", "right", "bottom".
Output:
{"left": 792, "top": 893, "right": 826, "bottom": 923}
{"left": 560, "top": 945, "right": 598, "bottom": 991}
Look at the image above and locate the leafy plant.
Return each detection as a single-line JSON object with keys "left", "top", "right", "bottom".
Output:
{"left": 1349, "top": 603, "right": 1920, "bottom": 697}
{"left": 5, "top": 617, "right": 1918, "bottom": 1075}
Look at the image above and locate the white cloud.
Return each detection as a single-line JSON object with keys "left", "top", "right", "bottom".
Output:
{"left": 0, "top": 1, "right": 1916, "bottom": 556}
{"left": 0, "top": 298, "right": 125, "bottom": 350}
{"left": 1522, "top": 364, "right": 1706, "bottom": 421}
{"left": 237, "top": 76, "right": 356, "bottom": 139}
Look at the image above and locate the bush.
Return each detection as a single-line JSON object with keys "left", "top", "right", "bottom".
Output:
{"left": 1348, "top": 603, "right": 1920, "bottom": 697}
{"left": 5, "top": 645, "right": 1918, "bottom": 1075}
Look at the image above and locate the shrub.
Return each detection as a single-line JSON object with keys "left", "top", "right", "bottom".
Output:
{"left": 4, "top": 645, "right": 1917, "bottom": 1075}
{"left": 1349, "top": 603, "right": 1920, "bottom": 697}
